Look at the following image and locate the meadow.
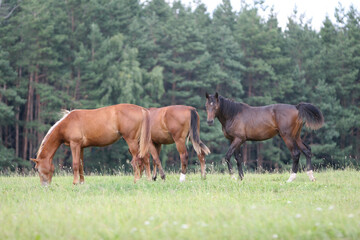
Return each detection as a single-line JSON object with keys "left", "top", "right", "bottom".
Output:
{"left": 0, "top": 170, "right": 359, "bottom": 240}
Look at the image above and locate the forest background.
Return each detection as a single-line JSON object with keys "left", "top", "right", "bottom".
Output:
{"left": 0, "top": 0, "right": 359, "bottom": 174}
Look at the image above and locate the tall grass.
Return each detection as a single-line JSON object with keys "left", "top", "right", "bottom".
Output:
{"left": 0, "top": 170, "right": 359, "bottom": 239}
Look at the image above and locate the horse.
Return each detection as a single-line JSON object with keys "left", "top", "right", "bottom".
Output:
{"left": 139, "top": 105, "right": 210, "bottom": 182}
{"left": 205, "top": 92, "right": 324, "bottom": 182}
{"left": 30, "top": 104, "right": 152, "bottom": 186}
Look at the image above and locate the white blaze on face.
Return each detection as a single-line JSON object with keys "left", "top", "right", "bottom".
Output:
{"left": 307, "top": 170, "right": 316, "bottom": 181}
{"left": 287, "top": 173, "right": 297, "bottom": 182}
{"left": 179, "top": 173, "right": 186, "bottom": 182}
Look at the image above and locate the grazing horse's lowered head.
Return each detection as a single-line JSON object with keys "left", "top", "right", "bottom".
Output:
{"left": 31, "top": 157, "right": 55, "bottom": 186}
{"left": 30, "top": 110, "right": 69, "bottom": 186}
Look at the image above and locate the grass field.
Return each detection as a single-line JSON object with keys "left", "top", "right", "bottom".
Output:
{"left": 0, "top": 170, "right": 359, "bottom": 240}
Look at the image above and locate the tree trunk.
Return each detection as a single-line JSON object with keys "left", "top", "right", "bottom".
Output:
{"left": 23, "top": 71, "right": 34, "bottom": 160}
{"left": 35, "top": 67, "right": 43, "bottom": 149}
{"left": 15, "top": 67, "right": 21, "bottom": 157}
{"left": 15, "top": 107, "right": 19, "bottom": 157}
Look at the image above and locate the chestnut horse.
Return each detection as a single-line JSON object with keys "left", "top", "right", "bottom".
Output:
{"left": 140, "top": 105, "right": 210, "bottom": 182}
{"left": 30, "top": 104, "right": 151, "bottom": 186}
{"left": 205, "top": 93, "right": 324, "bottom": 182}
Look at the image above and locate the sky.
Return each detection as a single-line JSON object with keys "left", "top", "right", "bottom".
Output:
{"left": 168, "top": 0, "right": 360, "bottom": 31}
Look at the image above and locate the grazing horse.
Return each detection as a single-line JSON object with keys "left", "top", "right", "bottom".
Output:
{"left": 205, "top": 93, "right": 324, "bottom": 182}
{"left": 30, "top": 104, "right": 151, "bottom": 186}
{"left": 140, "top": 105, "right": 210, "bottom": 182}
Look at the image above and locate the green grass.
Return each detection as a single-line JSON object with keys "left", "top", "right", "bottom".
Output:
{"left": 0, "top": 170, "right": 359, "bottom": 240}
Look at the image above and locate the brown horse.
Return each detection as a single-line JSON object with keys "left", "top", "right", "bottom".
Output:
{"left": 30, "top": 104, "right": 151, "bottom": 186}
{"left": 205, "top": 93, "right": 324, "bottom": 182}
{"left": 140, "top": 105, "right": 210, "bottom": 182}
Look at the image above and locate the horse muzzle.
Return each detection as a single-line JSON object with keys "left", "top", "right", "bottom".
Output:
{"left": 207, "top": 120, "right": 214, "bottom": 126}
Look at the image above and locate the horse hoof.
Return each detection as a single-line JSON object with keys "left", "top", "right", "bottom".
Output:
{"left": 307, "top": 170, "right": 316, "bottom": 182}
{"left": 179, "top": 173, "right": 186, "bottom": 182}
{"left": 287, "top": 173, "right": 297, "bottom": 183}
{"left": 152, "top": 176, "right": 157, "bottom": 181}
{"left": 161, "top": 175, "right": 166, "bottom": 180}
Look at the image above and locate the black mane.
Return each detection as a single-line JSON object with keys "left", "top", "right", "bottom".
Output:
{"left": 218, "top": 96, "right": 247, "bottom": 119}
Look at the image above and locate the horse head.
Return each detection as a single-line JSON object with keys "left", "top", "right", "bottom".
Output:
{"left": 205, "top": 92, "right": 219, "bottom": 126}
{"left": 31, "top": 157, "right": 55, "bottom": 186}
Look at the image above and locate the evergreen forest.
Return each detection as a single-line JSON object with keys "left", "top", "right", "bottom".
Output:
{"left": 0, "top": 0, "right": 359, "bottom": 174}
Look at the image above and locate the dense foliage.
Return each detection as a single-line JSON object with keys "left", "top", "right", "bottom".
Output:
{"left": 0, "top": 0, "right": 359, "bottom": 173}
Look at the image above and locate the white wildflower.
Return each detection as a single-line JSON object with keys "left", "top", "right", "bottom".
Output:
{"left": 181, "top": 224, "right": 189, "bottom": 229}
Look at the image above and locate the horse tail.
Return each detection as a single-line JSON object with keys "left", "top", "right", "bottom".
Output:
{"left": 189, "top": 109, "right": 210, "bottom": 155}
{"left": 139, "top": 108, "right": 151, "bottom": 158}
{"left": 296, "top": 103, "right": 324, "bottom": 130}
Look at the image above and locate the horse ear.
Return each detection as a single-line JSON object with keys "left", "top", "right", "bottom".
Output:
{"left": 30, "top": 158, "right": 38, "bottom": 164}
{"left": 205, "top": 92, "right": 209, "bottom": 99}
{"left": 215, "top": 92, "right": 218, "bottom": 99}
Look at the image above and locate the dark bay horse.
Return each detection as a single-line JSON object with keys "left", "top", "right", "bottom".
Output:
{"left": 140, "top": 105, "right": 210, "bottom": 182}
{"left": 205, "top": 93, "right": 324, "bottom": 182}
{"left": 30, "top": 104, "right": 151, "bottom": 185}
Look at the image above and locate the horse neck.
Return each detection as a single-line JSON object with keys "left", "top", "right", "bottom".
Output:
{"left": 216, "top": 97, "right": 247, "bottom": 127}
{"left": 216, "top": 97, "right": 232, "bottom": 127}
{"left": 37, "top": 128, "right": 62, "bottom": 162}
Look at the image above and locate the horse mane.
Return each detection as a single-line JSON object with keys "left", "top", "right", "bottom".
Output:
{"left": 36, "top": 110, "right": 70, "bottom": 158}
{"left": 218, "top": 96, "right": 248, "bottom": 119}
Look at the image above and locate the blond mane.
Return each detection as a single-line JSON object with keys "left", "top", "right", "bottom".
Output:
{"left": 36, "top": 110, "right": 70, "bottom": 158}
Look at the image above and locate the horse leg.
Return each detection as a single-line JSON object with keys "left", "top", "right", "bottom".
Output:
{"left": 143, "top": 152, "right": 152, "bottom": 181}
{"left": 296, "top": 138, "right": 316, "bottom": 181}
{"left": 79, "top": 148, "right": 85, "bottom": 184}
{"left": 197, "top": 151, "right": 206, "bottom": 180}
{"left": 234, "top": 148, "right": 244, "bottom": 180}
{"left": 125, "top": 139, "right": 141, "bottom": 183}
{"left": 281, "top": 136, "right": 301, "bottom": 182}
{"left": 70, "top": 142, "right": 81, "bottom": 185}
{"left": 150, "top": 143, "right": 165, "bottom": 181}
{"left": 152, "top": 151, "right": 157, "bottom": 181}
{"left": 225, "top": 138, "right": 244, "bottom": 178}
{"left": 175, "top": 139, "right": 188, "bottom": 182}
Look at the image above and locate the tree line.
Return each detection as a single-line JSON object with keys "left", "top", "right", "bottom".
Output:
{"left": 0, "top": 0, "right": 359, "bottom": 173}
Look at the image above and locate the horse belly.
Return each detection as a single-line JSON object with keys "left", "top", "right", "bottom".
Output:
{"left": 151, "top": 131, "right": 174, "bottom": 145}
{"left": 246, "top": 128, "right": 278, "bottom": 141}
{"left": 83, "top": 130, "right": 121, "bottom": 147}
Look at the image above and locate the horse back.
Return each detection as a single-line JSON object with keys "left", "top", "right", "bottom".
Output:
{"left": 59, "top": 104, "right": 145, "bottom": 147}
